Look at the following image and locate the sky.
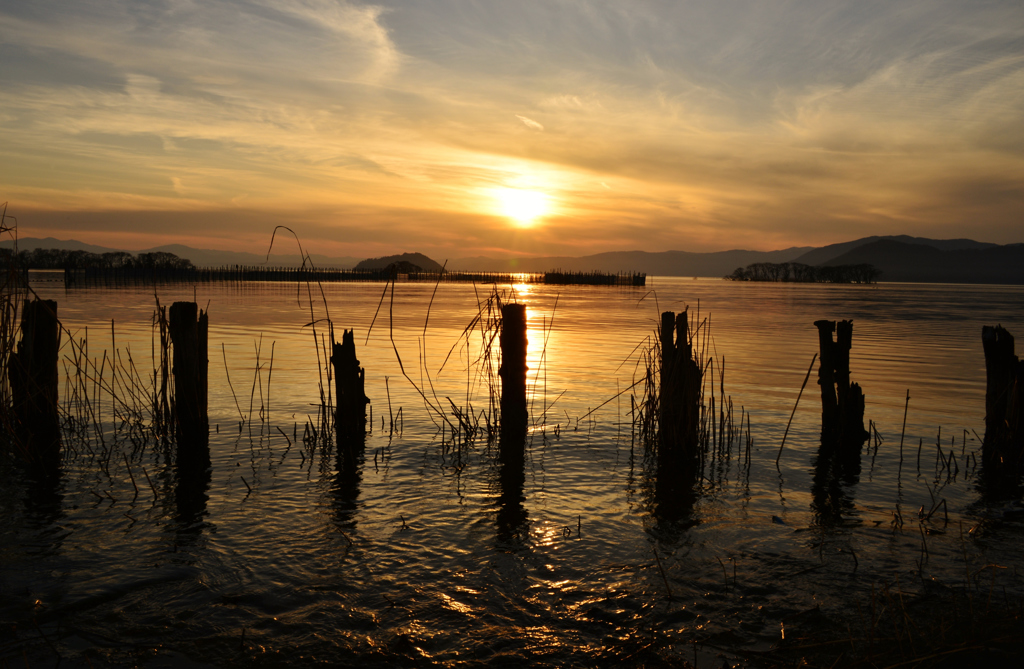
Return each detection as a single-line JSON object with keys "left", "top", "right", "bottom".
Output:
{"left": 1, "top": 0, "right": 1022, "bottom": 259}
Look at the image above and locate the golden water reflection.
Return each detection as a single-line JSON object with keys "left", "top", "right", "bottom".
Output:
{"left": 8, "top": 278, "right": 1024, "bottom": 666}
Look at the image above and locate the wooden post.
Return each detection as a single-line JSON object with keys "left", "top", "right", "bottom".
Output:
{"left": 499, "top": 304, "right": 528, "bottom": 435}
{"left": 982, "top": 325, "right": 1023, "bottom": 477}
{"left": 169, "top": 301, "right": 208, "bottom": 457}
{"left": 835, "top": 320, "right": 853, "bottom": 416}
{"left": 331, "top": 328, "right": 369, "bottom": 450}
{"left": 659, "top": 310, "right": 701, "bottom": 455}
{"left": 815, "top": 319, "right": 867, "bottom": 449}
{"left": 10, "top": 299, "right": 61, "bottom": 468}
{"left": 656, "top": 310, "right": 702, "bottom": 518}
{"left": 815, "top": 320, "right": 839, "bottom": 439}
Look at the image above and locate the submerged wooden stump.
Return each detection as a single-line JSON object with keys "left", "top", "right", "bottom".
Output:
{"left": 169, "top": 301, "right": 208, "bottom": 460}
{"left": 331, "top": 328, "right": 369, "bottom": 450}
{"left": 982, "top": 325, "right": 1023, "bottom": 480}
{"left": 814, "top": 319, "right": 868, "bottom": 450}
{"left": 10, "top": 299, "right": 61, "bottom": 468}
{"left": 499, "top": 304, "right": 528, "bottom": 439}
{"left": 657, "top": 310, "right": 702, "bottom": 517}
{"left": 659, "top": 310, "right": 701, "bottom": 457}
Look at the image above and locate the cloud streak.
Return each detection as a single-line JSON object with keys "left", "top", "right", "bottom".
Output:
{"left": 516, "top": 115, "right": 544, "bottom": 131}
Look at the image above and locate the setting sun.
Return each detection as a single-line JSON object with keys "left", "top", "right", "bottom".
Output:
{"left": 495, "top": 188, "right": 550, "bottom": 226}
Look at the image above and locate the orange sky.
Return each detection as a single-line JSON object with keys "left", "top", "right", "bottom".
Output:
{"left": 2, "top": 1, "right": 1023, "bottom": 258}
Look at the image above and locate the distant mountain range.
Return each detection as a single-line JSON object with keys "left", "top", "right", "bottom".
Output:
{"left": 446, "top": 235, "right": 1021, "bottom": 283}
{"left": 0, "top": 237, "right": 361, "bottom": 269}
{"left": 447, "top": 247, "right": 815, "bottom": 276}
{"left": 788, "top": 234, "right": 998, "bottom": 267}
{"left": 819, "top": 239, "right": 1024, "bottom": 284}
{"left": 3, "top": 235, "right": 1022, "bottom": 284}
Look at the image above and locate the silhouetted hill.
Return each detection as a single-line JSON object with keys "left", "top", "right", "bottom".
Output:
{"left": 354, "top": 252, "right": 444, "bottom": 272}
{"left": 450, "top": 248, "right": 813, "bottom": 276}
{"left": 825, "top": 240, "right": 1024, "bottom": 284}
{"left": 793, "top": 235, "right": 998, "bottom": 266}
{"left": 0, "top": 236, "right": 118, "bottom": 255}
{"left": 1, "top": 238, "right": 360, "bottom": 268}
{"left": 144, "top": 244, "right": 360, "bottom": 269}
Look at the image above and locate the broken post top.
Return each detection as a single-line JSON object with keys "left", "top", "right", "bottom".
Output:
{"left": 502, "top": 303, "right": 526, "bottom": 329}
{"left": 983, "top": 324, "right": 1015, "bottom": 352}
{"left": 661, "top": 309, "right": 690, "bottom": 358}
{"left": 335, "top": 328, "right": 360, "bottom": 367}
{"left": 170, "top": 300, "right": 201, "bottom": 326}
{"left": 835, "top": 320, "right": 853, "bottom": 350}
{"left": 815, "top": 319, "right": 854, "bottom": 334}
{"left": 18, "top": 298, "right": 60, "bottom": 351}
{"left": 24, "top": 298, "right": 58, "bottom": 313}
{"left": 815, "top": 320, "right": 855, "bottom": 357}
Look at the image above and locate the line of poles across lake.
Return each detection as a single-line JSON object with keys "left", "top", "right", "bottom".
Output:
{"left": 51, "top": 266, "right": 647, "bottom": 287}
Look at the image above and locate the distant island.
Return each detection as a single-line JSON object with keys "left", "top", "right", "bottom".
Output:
{"left": 726, "top": 262, "right": 880, "bottom": 284}
{"left": 353, "top": 252, "right": 444, "bottom": 273}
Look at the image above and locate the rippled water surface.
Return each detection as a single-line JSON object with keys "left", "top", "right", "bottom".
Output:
{"left": 2, "top": 277, "right": 1024, "bottom": 666}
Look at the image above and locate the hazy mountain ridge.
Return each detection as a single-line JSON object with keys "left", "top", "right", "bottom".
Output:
{"left": 448, "top": 247, "right": 814, "bottom": 276}
{"left": 824, "top": 239, "right": 1024, "bottom": 284}
{"left": 792, "top": 235, "right": 999, "bottom": 266}
{"left": 1, "top": 238, "right": 360, "bottom": 268}
{"left": 4, "top": 235, "right": 1022, "bottom": 283}
{"left": 467, "top": 236, "right": 1015, "bottom": 283}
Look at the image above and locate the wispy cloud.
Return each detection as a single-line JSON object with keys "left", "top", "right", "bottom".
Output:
{"left": 515, "top": 115, "right": 544, "bottom": 131}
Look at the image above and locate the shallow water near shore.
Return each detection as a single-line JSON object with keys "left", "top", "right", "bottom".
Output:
{"left": 2, "top": 277, "right": 1023, "bottom": 666}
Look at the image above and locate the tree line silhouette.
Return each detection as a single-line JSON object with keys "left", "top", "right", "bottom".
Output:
{"left": 725, "top": 262, "right": 879, "bottom": 284}
{"left": 0, "top": 248, "right": 194, "bottom": 271}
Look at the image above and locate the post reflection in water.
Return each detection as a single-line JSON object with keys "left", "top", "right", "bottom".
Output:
{"left": 810, "top": 440, "right": 862, "bottom": 526}
{"left": 24, "top": 462, "right": 65, "bottom": 541}
{"left": 494, "top": 426, "right": 529, "bottom": 550}
{"left": 652, "top": 449, "right": 699, "bottom": 531}
{"left": 332, "top": 433, "right": 365, "bottom": 531}
{"left": 174, "top": 433, "right": 211, "bottom": 543}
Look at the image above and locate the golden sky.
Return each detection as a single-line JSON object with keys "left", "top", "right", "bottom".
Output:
{"left": 2, "top": 1, "right": 1023, "bottom": 258}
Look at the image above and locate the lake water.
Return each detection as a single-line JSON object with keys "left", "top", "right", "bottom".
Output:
{"left": 2, "top": 277, "right": 1023, "bottom": 667}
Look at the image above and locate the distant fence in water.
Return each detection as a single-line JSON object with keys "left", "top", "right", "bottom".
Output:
{"left": 60, "top": 266, "right": 646, "bottom": 287}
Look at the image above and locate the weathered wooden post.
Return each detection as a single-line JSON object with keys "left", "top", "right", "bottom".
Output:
{"left": 982, "top": 325, "right": 1023, "bottom": 479}
{"left": 169, "top": 301, "right": 208, "bottom": 461}
{"left": 656, "top": 310, "right": 702, "bottom": 518}
{"left": 808, "top": 319, "right": 866, "bottom": 522}
{"left": 10, "top": 299, "right": 61, "bottom": 468}
{"left": 499, "top": 304, "right": 528, "bottom": 437}
{"left": 659, "top": 310, "right": 701, "bottom": 459}
{"left": 331, "top": 328, "right": 369, "bottom": 452}
{"left": 815, "top": 319, "right": 867, "bottom": 450}
{"left": 815, "top": 319, "right": 839, "bottom": 438}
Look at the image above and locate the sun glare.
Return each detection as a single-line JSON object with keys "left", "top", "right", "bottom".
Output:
{"left": 496, "top": 188, "right": 549, "bottom": 226}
